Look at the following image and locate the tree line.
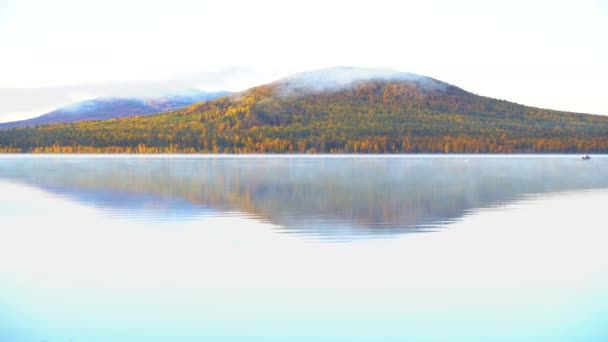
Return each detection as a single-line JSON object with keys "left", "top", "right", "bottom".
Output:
{"left": 1, "top": 80, "right": 607, "bottom": 153}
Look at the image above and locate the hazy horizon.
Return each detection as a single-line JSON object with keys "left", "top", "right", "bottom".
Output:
{"left": 1, "top": 0, "right": 607, "bottom": 122}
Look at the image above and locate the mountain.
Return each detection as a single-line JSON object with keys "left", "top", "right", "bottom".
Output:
{"left": 0, "top": 89, "right": 231, "bottom": 129}
{"left": 1, "top": 66, "right": 608, "bottom": 153}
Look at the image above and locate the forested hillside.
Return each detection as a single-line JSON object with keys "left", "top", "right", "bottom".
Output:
{"left": 0, "top": 90, "right": 230, "bottom": 129}
{"left": 1, "top": 68, "right": 607, "bottom": 153}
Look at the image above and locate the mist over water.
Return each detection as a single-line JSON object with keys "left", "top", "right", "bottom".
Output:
{"left": 0, "top": 155, "right": 607, "bottom": 342}
{"left": 0, "top": 155, "right": 607, "bottom": 239}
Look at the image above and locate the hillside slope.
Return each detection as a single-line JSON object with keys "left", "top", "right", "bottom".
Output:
{"left": 1, "top": 67, "right": 607, "bottom": 153}
{"left": 0, "top": 89, "right": 231, "bottom": 129}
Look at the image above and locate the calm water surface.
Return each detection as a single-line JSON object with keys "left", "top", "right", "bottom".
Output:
{"left": 0, "top": 155, "right": 607, "bottom": 341}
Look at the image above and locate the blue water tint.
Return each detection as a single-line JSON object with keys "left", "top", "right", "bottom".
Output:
{"left": 0, "top": 155, "right": 607, "bottom": 341}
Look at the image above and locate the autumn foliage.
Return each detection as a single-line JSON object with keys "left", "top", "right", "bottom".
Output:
{"left": 1, "top": 80, "right": 607, "bottom": 153}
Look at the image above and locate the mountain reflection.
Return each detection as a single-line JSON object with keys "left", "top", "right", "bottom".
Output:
{"left": 1, "top": 155, "right": 607, "bottom": 239}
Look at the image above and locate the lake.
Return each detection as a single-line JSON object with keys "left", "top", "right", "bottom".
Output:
{"left": 0, "top": 154, "right": 607, "bottom": 342}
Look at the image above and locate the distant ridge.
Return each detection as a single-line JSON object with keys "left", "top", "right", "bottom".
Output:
{"left": 0, "top": 89, "right": 231, "bottom": 129}
{"left": 1, "top": 66, "right": 607, "bottom": 153}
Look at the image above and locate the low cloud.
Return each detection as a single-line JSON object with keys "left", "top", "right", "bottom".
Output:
{"left": 0, "top": 67, "right": 284, "bottom": 123}
{"left": 273, "top": 66, "right": 446, "bottom": 98}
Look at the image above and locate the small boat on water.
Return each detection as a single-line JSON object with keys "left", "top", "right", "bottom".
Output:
{"left": 582, "top": 155, "right": 591, "bottom": 160}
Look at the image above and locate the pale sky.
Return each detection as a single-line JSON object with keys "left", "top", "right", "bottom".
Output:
{"left": 1, "top": 0, "right": 607, "bottom": 122}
